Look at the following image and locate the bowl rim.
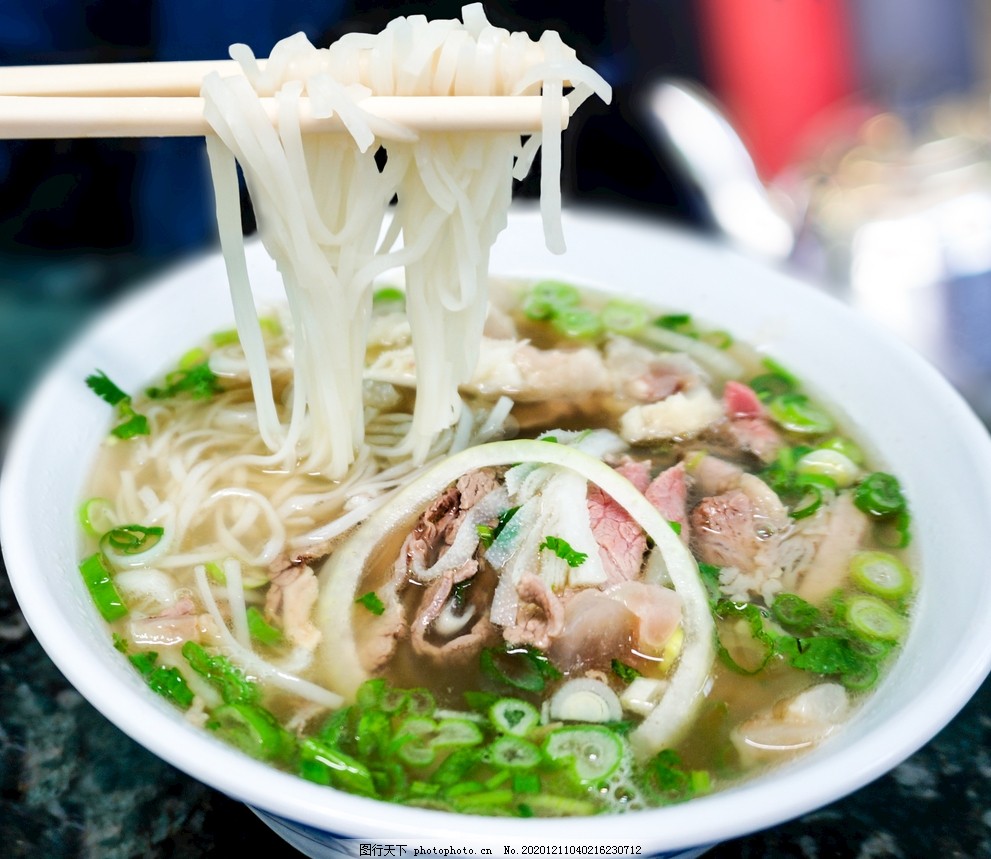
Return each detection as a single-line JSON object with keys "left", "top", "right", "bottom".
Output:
{"left": 5, "top": 205, "right": 991, "bottom": 850}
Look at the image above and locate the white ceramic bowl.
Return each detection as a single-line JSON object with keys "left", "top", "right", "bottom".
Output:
{"left": 5, "top": 207, "right": 991, "bottom": 858}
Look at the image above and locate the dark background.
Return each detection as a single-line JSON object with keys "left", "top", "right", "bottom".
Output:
{"left": 3, "top": 2, "right": 991, "bottom": 857}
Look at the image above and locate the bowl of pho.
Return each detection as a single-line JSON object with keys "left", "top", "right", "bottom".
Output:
{"left": 5, "top": 7, "right": 991, "bottom": 859}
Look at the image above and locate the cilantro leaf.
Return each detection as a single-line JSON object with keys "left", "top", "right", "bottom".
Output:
{"left": 538, "top": 535, "right": 587, "bottom": 568}
{"left": 611, "top": 659, "right": 641, "bottom": 684}
{"left": 86, "top": 370, "right": 129, "bottom": 406}
{"left": 85, "top": 370, "right": 150, "bottom": 439}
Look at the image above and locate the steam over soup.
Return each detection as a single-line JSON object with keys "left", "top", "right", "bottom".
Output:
{"left": 79, "top": 277, "right": 915, "bottom": 816}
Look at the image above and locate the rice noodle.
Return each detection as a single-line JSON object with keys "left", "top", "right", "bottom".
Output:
{"left": 201, "top": 3, "right": 610, "bottom": 478}
{"left": 194, "top": 566, "right": 342, "bottom": 709}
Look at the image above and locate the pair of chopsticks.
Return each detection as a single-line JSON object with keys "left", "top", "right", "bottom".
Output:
{"left": 0, "top": 59, "right": 565, "bottom": 139}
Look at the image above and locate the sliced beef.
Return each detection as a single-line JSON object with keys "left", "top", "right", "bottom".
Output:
{"left": 587, "top": 482, "right": 647, "bottom": 585}
{"left": 409, "top": 560, "right": 499, "bottom": 664}
{"left": 645, "top": 462, "right": 690, "bottom": 542}
{"left": 265, "top": 564, "right": 321, "bottom": 651}
{"left": 689, "top": 474, "right": 790, "bottom": 573}
{"left": 503, "top": 572, "right": 565, "bottom": 651}
{"left": 719, "top": 381, "right": 782, "bottom": 463}
{"left": 548, "top": 588, "right": 637, "bottom": 674}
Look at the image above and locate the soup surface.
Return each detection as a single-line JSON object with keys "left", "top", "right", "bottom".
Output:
{"left": 78, "top": 278, "right": 915, "bottom": 816}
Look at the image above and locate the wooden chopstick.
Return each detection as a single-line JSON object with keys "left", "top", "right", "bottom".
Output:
{"left": 0, "top": 60, "right": 247, "bottom": 97}
{"left": 0, "top": 94, "right": 567, "bottom": 139}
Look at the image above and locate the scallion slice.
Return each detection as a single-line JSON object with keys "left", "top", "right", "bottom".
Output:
{"left": 601, "top": 299, "right": 647, "bottom": 334}
{"left": 767, "top": 393, "right": 835, "bottom": 434}
{"left": 846, "top": 595, "right": 908, "bottom": 641}
{"left": 849, "top": 551, "right": 914, "bottom": 600}
{"left": 489, "top": 735, "right": 543, "bottom": 770}
{"left": 552, "top": 308, "right": 603, "bottom": 340}
{"left": 78, "top": 497, "right": 118, "bottom": 538}
{"left": 489, "top": 698, "right": 540, "bottom": 737}
{"left": 544, "top": 725, "right": 623, "bottom": 783}
{"left": 78, "top": 552, "right": 128, "bottom": 621}
{"left": 431, "top": 718, "right": 484, "bottom": 749}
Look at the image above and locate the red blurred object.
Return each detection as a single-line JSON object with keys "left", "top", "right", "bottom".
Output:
{"left": 697, "top": 0, "right": 856, "bottom": 179}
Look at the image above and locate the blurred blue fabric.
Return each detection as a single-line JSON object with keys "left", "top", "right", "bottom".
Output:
{"left": 0, "top": 0, "right": 345, "bottom": 259}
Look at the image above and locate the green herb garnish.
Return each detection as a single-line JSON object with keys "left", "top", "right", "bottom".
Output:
{"left": 85, "top": 370, "right": 150, "bottom": 439}
{"left": 146, "top": 360, "right": 222, "bottom": 400}
{"left": 356, "top": 591, "right": 386, "bottom": 615}
{"left": 538, "top": 535, "right": 587, "bottom": 568}
{"left": 611, "top": 659, "right": 641, "bottom": 684}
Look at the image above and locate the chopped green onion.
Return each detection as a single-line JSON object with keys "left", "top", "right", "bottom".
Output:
{"left": 204, "top": 561, "right": 226, "bottom": 584}
{"left": 849, "top": 551, "right": 914, "bottom": 600}
{"left": 796, "top": 449, "right": 859, "bottom": 488}
{"left": 818, "top": 436, "right": 865, "bottom": 465}
{"left": 767, "top": 393, "right": 835, "bottom": 434}
{"left": 78, "top": 552, "right": 128, "bottom": 621}
{"left": 543, "top": 725, "right": 623, "bottom": 783}
{"left": 789, "top": 483, "right": 824, "bottom": 520}
{"left": 78, "top": 497, "right": 117, "bottom": 538}
{"left": 355, "top": 709, "right": 392, "bottom": 758}
{"left": 208, "top": 701, "right": 292, "bottom": 762}
{"left": 513, "top": 771, "right": 542, "bottom": 794}
{"left": 538, "top": 535, "right": 587, "bottom": 568}
{"left": 853, "top": 472, "right": 908, "bottom": 518}
{"left": 299, "top": 737, "right": 377, "bottom": 795}
{"left": 846, "top": 595, "right": 908, "bottom": 641}
{"left": 211, "top": 328, "right": 240, "bottom": 346}
{"left": 355, "top": 591, "right": 386, "bottom": 615}
{"left": 430, "top": 748, "right": 483, "bottom": 787}
{"left": 110, "top": 404, "right": 150, "bottom": 439}
{"left": 181, "top": 640, "right": 259, "bottom": 705}
{"left": 654, "top": 313, "right": 693, "bottom": 332}
{"left": 246, "top": 605, "right": 284, "bottom": 646}
{"left": 101, "top": 524, "right": 164, "bottom": 556}
{"left": 431, "top": 718, "right": 484, "bottom": 748}
{"left": 601, "top": 299, "right": 647, "bottom": 334}
{"left": 519, "top": 795, "right": 598, "bottom": 816}
{"left": 131, "top": 653, "right": 194, "bottom": 711}
{"left": 178, "top": 347, "right": 208, "bottom": 370}
{"left": 394, "top": 716, "right": 437, "bottom": 767}
{"left": 372, "top": 285, "right": 406, "bottom": 307}
{"left": 489, "top": 735, "right": 543, "bottom": 770}
{"left": 489, "top": 698, "right": 540, "bottom": 737}
{"left": 839, "top": 659, "right": 879, "bottom": 692}
{"left": 529, "top": 280, "right": 580, "bottom": 312}
{"left": 552, "top": 308, "right": 603, "bottom": 340}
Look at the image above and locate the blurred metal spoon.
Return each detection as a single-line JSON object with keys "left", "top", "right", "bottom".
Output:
{"left": 642, "top": 78, "right": 797, "bottom": 262}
